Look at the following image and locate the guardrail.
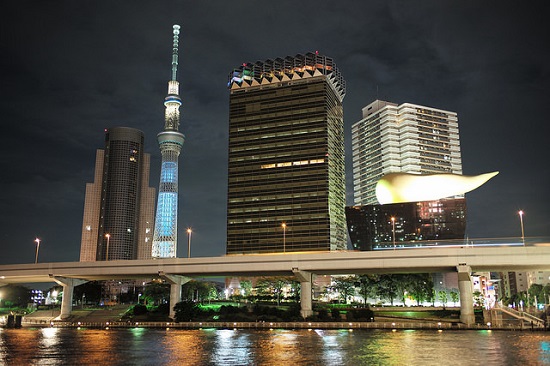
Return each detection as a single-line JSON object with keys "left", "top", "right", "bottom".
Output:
{"left": 17, "top": 319, "right": 546, "bottom": 331}
{"left": 494, "top": 304, "right": 545, "bottom": 327}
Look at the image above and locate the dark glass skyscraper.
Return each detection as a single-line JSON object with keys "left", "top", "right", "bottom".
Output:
{"left": 226, "top": 52, "right": 347, "bottom": 254}
{"left": 80, "top": 127, "right": 155, "bottom": 261}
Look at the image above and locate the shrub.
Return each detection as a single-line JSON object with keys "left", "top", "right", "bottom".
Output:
{"left": 132, "top": 304, "right": 148, "bottom": 316}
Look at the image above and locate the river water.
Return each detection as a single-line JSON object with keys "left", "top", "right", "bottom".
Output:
{"left": 1, "top": 327, "right": 549, "bottom": 365}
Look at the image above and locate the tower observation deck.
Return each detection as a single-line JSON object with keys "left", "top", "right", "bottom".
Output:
{"left": 151, "top": 25, "right": 185, "bottom": 258}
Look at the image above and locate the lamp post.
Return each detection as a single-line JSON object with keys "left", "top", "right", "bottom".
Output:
{"left": 187, "top": 228, "right": 192, "bottom": 258}
{"left": 281, "top": 223, "right": 287, "bottom": 253}
{"left": 105, "top": 233, "right": 111, "bottom": 261}
{"left": 518, "top": 210, "right": 525, "bottom": 246}
{"left": 391, "top": 217, "right": 396, "bottom": 250}
{"left": 34, "top": 238, "right": 41, "bottom": 264}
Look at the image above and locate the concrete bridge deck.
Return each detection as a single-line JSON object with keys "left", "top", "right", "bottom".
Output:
{"left": 1, "top": 246, "right": 550, "bottom": 325}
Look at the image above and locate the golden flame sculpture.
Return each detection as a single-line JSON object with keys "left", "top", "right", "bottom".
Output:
{"left": 375, "top": 171, "right": 499, "bottom": 204}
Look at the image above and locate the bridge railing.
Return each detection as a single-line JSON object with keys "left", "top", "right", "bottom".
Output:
{"left": 373, "top": 236, "right": 550, "bottom": 250}
{"left": 493, "top": 304, "right": 545, "bottom": 327}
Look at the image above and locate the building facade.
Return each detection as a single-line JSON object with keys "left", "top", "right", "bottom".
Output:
{"left": 352, "top": 100, "right": 462, "bottom": 205}
{"left": 79, "top": 127, "right": 155, "bottom": 261}
{"left": 348, "top": 100, "right": 466, "bottom": 251}
{"left": 226, "top": 52, "right": 347, "bottom": 254}
{"left": 151, "top": 25, "right": 185, "bottom": 258}
{"left": 499, "top": 271, "right": 550, "bottom": 300}
{"left": 346, "top": 198, "right": 466, "bottom": 251}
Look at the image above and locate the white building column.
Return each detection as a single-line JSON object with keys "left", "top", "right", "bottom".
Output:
{"left": 158, "top": 272, "right": 191, "bottom": 319}
{"left": 292, "top": 268, "right": 313, "bottom": 319}
{"left": 51, "top": 276, "right": 88, "bottom": 319}
{"left": 457, "top": 264, "right": 475, "bottom": 325}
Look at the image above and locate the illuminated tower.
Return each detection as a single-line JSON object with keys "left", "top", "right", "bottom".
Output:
{"left": 151, "top": 25, "right": 185, "bottom": 258}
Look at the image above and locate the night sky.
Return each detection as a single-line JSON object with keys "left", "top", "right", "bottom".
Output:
{"left": 1, "top": 1, "right": 549, "bottom": 265}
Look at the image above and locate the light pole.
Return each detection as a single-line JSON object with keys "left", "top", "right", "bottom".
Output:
{"left": 34, "top": 238, "right": 41, "bottom": 264}
{"left": 518, "top": 210, "right": 525, "bottom": 246}
{"left": 187, "top": 228, "right": 192, "bottom": 258}
{"left": 105, "top": 233, "right": 111, "bottom": 261}
{"left": 281, "top": 223, "right": 287, "bottom": 253}
{"left": 391, "top": 217, "right": 396, "bottom": 250}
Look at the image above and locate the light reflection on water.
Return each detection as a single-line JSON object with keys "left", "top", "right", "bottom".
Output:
{"left": 0, "top": 328, "right": 549, "bottom": 365}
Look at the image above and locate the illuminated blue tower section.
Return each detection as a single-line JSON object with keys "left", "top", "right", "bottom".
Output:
{"left": 152, "top": 25, "right": 185, "bottom": 258}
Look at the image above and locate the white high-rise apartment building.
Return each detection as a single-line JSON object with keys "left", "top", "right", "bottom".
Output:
{"left": 352, "top": 100, "right": 462, "bottom": 205}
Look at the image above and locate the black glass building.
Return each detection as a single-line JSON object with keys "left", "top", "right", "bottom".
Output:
{"left": 346, "top": 198, "right": 466, "bottom": 251}
{"left": 80, "top": 127, "right": 156, "bottom": 261}
{"left": 226, "top": 53, "right": 347, "bottom": 254}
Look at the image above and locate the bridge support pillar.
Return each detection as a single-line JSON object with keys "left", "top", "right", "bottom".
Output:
{"left": 158, "top": 272, "right": 191, "bottom": 319}
{"left": 457, "top": 264, "right": 475, "bottom": 325}
{"left": 51, "top": 276, "right": 88, "bottom": 319}
{"left": 292, "top": 268, "right": 313, "bottom": 319}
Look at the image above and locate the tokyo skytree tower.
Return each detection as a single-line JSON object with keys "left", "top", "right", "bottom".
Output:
{"left": 151, "top": 25, "right": 185, "bottom": 258}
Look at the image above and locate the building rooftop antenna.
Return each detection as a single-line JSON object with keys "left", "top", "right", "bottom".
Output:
{"left": 171, "top": 25, "right": 180, "bottom": 81}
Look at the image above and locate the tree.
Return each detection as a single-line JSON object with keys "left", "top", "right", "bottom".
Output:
{"left": 376, "top": 275, "right": 399, "bottom": 305}
{"left": 355, "top": 275, "right": 377, "bottom": 306}
{"left": 528, "top": 283, "right": 544, "bottom": 306}
{"left": 73, "top": 281, "right": 102, "bottom": 305}
{"left": 256, "top": 277, "right": 296, "bottom": 305}
{"left": 450, "top": 290, "right": 459, "bottom": 306}
{"left": 331, "top": 276, "right": 357, "bottom": 304}
{"left": 143, "top": 281, "right": 170, "bottom": 306}
{"left": 0, "top": 285, "right": 30, "bottom": 307}
{"left": 397, "top": 274, "right": 417, "bottom": 305}
{"left": 438, "top": 291, "right": 448, "bottom": 307}
{"left": 240, "top": 280, "right": 252, "bottom": 299}
{"left": 542, "top": 284, "right": 550, "bottom": 305}
{"left": 182, "top": 280, "right": 216, "bottom": 302}
{"left": 407, "top": 274, "right": 434, "bottom": 306}
{"left": 173, "top": 301, "right": 200, "bottom": 322}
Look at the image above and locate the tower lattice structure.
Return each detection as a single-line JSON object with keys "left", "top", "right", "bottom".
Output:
{"left": 151, "top": 25, "right": 185, "bottom": 258}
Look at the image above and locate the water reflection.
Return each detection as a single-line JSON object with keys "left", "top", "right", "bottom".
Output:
{"left": 0, "top": 328, "right": 549, "bottom": 365}
{"left": 161, "top": 329, "right": 208, "bottom": 364}
{"left": 211, "top": 329, "right": 252, "bottom": 365}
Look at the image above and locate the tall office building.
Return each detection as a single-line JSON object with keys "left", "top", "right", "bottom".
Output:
{"left": 352, "top": 100, "right": 462, "bottom": 205}
{"left": 151, "top": 25, "right": 185, "bottom": 258}
{"left": 226, "top": 52, "right": 347, "bottom": 254}
{"left": 80, "top": 127, "right": 156, "bottom": 261}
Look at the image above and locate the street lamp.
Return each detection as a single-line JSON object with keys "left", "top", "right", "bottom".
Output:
{"left": 187, "top": 228, "right": 192, "bottom": 258}
{"left": 391, "top": 217, "right": 396, "bottom": 249}
{"left": 518, "top": 210, "right": 525, "bottom": 246}
{"left": 105, "top": 233, "right": 111, "bottom": 261}
{"left": 281, "top": 223, "right": 287, "bottom": 252}
{"left": 34, "top": 238, "right": 41, "bottom": 264}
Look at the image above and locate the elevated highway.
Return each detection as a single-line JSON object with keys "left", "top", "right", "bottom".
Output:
{"left": 1, "top": 246, "right": 549, "bottom": 324}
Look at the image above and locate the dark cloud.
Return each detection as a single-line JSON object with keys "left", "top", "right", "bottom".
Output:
{"left": 1, "top": 0, "right": 548, "bottom": 264}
